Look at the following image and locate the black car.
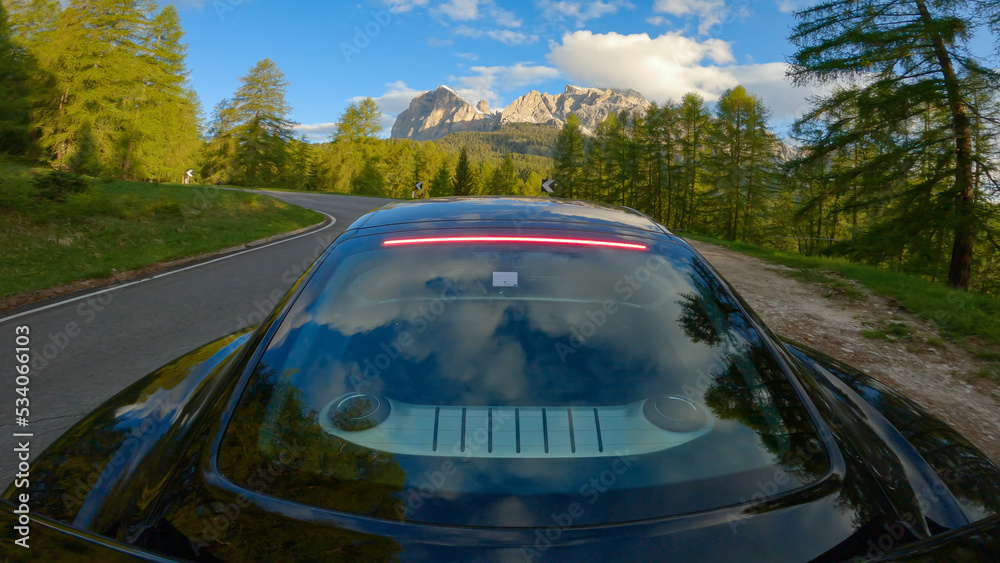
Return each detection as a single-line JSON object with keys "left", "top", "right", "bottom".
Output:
{"left": 3, "top": 198, "right": 999, "bottom": 562}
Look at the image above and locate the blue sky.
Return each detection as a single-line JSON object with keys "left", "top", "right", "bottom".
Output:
{"left": 169, "top": 1, "right": 996, "bottom": 139}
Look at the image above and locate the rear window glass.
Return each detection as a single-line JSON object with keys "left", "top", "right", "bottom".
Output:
{"left": 218, "top": 232, "right": 830, "bottom": 526}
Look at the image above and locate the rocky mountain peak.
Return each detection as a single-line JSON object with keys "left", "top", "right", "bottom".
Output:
{"left": 390, "top": 86, "right": 500, "bottom": 141}
{"left": 499, "top": 85, "right": 650, "bottom": 136}
{"left": 390, "top": 85, "right": 652, "bottom": 141}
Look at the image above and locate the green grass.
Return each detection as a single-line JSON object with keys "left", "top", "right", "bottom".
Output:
{"left": 236, "top": 184, "right": 391, "bottom": 198}
{"left": 861, "top": 321, "right": 916, "bottom": 342}
{"left": 781, "top": 268, "right": 867, "bottom": 301}
{"left": 0, "top": 162, "right": 323, "bottom": 299}
{"left": 683, "top": 233, "right": 1000, "bottom": 363}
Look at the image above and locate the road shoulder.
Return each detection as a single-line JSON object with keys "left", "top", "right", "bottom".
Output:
{"left": 0, "top": 215, "right": 332, "bottom": 314}
{"left": 688, "top": 239, "right": 1000, "bottom": 465}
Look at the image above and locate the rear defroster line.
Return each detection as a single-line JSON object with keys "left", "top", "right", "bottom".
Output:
{"left": 319, "top": 394, "right": 713, "bottom": 459}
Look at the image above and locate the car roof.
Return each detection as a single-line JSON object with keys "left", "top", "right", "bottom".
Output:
{"left": 355, "top": 197, "right": 669, "bottom": 235}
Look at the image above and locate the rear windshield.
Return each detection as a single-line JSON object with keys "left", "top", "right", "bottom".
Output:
{"left": 219, "top": 232, "right": 830, "bottom": 526}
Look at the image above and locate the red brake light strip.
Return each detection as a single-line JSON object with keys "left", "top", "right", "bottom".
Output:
{"left": 383, "top": 236, "right": 647, "bottom": 251}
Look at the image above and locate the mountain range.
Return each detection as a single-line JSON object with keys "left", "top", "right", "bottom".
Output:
{"left": 390, "top": 85, "right": 651, "bottom": 141}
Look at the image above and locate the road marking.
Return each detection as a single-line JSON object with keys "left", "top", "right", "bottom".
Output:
{"left": 0, "top": 211, "right": 337, "bottom": 325}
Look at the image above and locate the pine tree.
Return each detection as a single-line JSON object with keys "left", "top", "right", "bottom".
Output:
{"left": 452, "top": 146, "right": 473, "bottom": 196}
{"left": 789, "top": 0, "right": 1000, "bottom": 289}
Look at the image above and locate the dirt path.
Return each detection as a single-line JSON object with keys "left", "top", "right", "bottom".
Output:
{"left": 687, "top": 240, "right": 1000, "bottom": 465}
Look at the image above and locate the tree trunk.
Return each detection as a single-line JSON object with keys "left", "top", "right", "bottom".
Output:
{"left": 916, "top": 0, "right": 975, "bottom": 290}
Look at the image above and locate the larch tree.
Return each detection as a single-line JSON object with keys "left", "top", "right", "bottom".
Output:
{"left": 0, "top": 3, "right": 35, "bottom": 154}
{"left": 789, "top": 0, "right": 1000, "bottom": 289}
{"left": 496, "top": 153, "right": 519, "bottom": 196}
{"left": 43, "top": 0, "right": 152, "bottom": 173}
{"left": 554, "top": 113, "right": 585, "bottom": 198}
{"left": 135, "top": 5, "right": 201, "bottom": 181}
{"left": 335, "top": 97, "right": 382, "bottom": 143}
{"left": 209, "top": 58, "right": 296, "bottom": 187}
{"left": 429, "top": 161, "right": 453, "bottom": 198}
{"left": 678, "top": 93, "right": 712, "bottom": 230}
{"left": 2, "top": 0, "right": 59, "bottom": 41}
{"left": 14, "top": 0, "right": 201, "bottom": 178}
{"left": 708, "top": 86, "right": 776, "bottom": 242}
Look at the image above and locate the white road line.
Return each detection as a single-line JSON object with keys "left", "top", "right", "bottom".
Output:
{"left": 0, "top": 211, "right": 337, "bottom": 325}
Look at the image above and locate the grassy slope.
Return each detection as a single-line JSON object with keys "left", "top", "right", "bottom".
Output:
{"left": 0, "top": 164, "right": 323, "bottom": 299}
{"left": 683, "top": 233, "right": 1000, "bottom": 364}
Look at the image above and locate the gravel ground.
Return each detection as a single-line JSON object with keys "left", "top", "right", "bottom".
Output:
{"left": 688, "top": 239, "right": 1000, "bottom": 465}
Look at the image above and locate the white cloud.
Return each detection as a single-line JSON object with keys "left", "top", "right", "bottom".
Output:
{"left": 645, "top": 16, "right": 670, "bottom": 26}
{"left": 454, "top": 25, "right": 539, "bottom": 45}
{"left": 434, "top": 0, "right": 522, "bottom": 27}
{"left": 776, "top": 0, "right": 809, "bottom": 13}
{"left": 728, "top": 62, "right": 827, "bottom": 120}
{"left": 436, "top": 0, "right": 481, "bottom": 21}
{"left": 451, "top": 63, "right": 562, "bottom": 107}
{"left": 546, "top": 30, "right": 828, "bottom": 124}
{"left": 294, "top": 123, "right": 339, "bottom": 141}
{"left": 536, "top": 1, "right": 633, "bottom": 28}
{"left": 351, "top": 81, "right": 428, "bottom": 137}
{"left": 384, "top": 0, "right": 430, "bottom": 14}
{"left": 489, "top": 4, "right": 523, "bottom": 28}
{"left": 455, "top": 52, "right": 480, "bottom": 60}
{"left": 653, "top": 0, "right": 750, "bottom": 36}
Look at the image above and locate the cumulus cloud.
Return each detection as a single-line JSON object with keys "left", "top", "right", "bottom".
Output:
{"left": 653, "top": 0, "right": 750, "bottom": 36}
{"left": 293, "top": 123, "right": 340, "bottom": 141}
{"left": 451, "top": 63, "right": 562, "bottom": 107}
{"left": 536, "top": 1, "right": 634, "bottom": 28}
{"left": 351, "top": 81, "right": 428, "bottom": 137}
{"left": 546, "top": 30, "right": 827, "bottom": 123}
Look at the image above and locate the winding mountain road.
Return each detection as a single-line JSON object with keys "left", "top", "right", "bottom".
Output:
{"left": 0, "top": 191, "right": 391, "bottom": 487}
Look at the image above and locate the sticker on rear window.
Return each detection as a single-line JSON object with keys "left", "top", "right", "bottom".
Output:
{"left": 493, "top": 272, "right": 518, "bottom": 287}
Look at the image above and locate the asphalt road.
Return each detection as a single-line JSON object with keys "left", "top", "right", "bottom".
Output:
{"left": 0, "top": 190, "right": 392, "bottom": 487}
